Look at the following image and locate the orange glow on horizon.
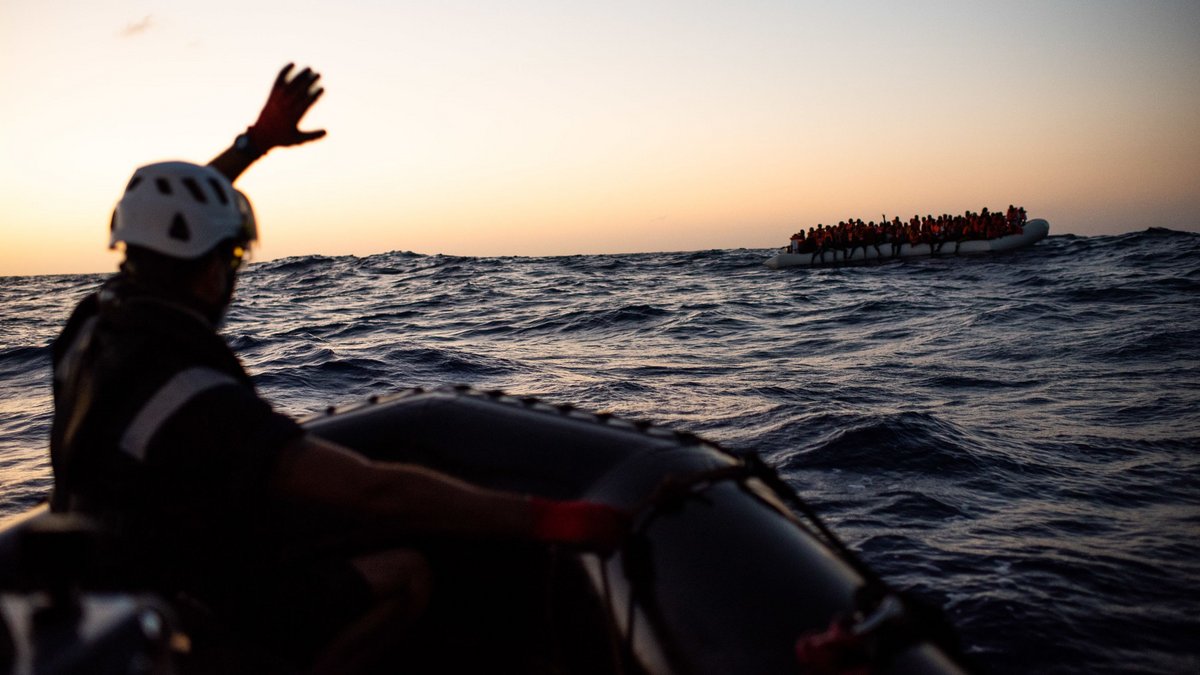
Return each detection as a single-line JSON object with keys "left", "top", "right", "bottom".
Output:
{"left": 2, "top": 1, "right": 1198, "bottom": 277}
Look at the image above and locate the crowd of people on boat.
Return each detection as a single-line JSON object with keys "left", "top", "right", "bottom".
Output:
{"left": 785, "top": 205, "right": 1027, "bottom": 258}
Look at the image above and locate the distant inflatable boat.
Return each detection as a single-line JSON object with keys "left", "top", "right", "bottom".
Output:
{"left": 0, "top": 387, "right": 970, "bottom": 674}
{"left": 764, "top": 218, "right": 1050, "bottom": 269}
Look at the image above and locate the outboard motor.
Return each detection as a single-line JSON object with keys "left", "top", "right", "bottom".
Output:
{"left": 0, "top": 509, "right": 177, "bottom": 674}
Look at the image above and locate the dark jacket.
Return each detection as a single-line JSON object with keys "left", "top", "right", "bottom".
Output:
{"left": 49, "top": 276, "right": 303, "bottom": 593}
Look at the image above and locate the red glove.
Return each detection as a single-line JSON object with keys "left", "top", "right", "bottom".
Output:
{"left": 246, "top": 63, "right": 327, "bottom": 153}
{"left": 529, "top": 497, "right": 630, "bottom": 553}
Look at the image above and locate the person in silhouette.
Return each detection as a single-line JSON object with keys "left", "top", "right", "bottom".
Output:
{"left": 49, "top": 63, "right": 627, "bottom": 674}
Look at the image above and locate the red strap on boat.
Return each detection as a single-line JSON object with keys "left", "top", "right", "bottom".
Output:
{"left": 795, "top": 595, "right": 906, "bottom": 674}
{"left": 794, "top": 618, "right": 870, "bottom": 675}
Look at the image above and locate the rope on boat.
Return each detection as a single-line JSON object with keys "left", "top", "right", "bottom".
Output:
{"left": 592, "top": 452, "right": 971, "bottom": 674}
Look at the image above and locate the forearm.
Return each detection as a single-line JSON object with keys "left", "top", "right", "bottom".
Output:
{"left": 273, "top": 434, "right": 535, "bottom": 539}
{"left": 273, "top": 434, "right": 627, "bottom": 551}
{"left": 208, "top": 140, "right": 261, "bottom": 183}
{"left": 358, "top": 462, "right": 535, "bottom": 538}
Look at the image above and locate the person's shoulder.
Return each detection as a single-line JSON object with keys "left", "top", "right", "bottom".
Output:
{"left": 62, "top": 289, "right": 102, "bottom": 330}
{"left": 93, "top": 292, "right": 236, "bottom": 374}
{"left": 104, "top": 293, "right": 218, "bottom": 348}
{"left": 51, "top": 291, "right": 102, "bottom": 364}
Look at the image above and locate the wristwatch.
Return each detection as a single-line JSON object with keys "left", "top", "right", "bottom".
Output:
{"left": 234, "top": 132, "right": 262, "bottom": 158}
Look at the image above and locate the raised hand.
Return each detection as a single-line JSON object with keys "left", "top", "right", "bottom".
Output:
{"left": 247, "top": 63, "right": 327, "bottom": 152}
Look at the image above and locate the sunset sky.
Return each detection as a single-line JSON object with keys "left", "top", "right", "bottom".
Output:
{"left": 2, "top": 1, "right": 1198, "bottom": 276}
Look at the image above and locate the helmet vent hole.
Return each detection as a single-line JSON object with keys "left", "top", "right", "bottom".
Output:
{"left": 208, "top": 178, "right": 230, "bottom": 205}
{"left": 181, "top": 178, "right": 207, "bottom": 204}
{"left": 126, "top": 176, "right": 143, "bottom": 192}
{"left": 155, "top": 178, "right": 172, "bottom": 195}
{"left": 169, "top": 213, "right": 191, "bottom": 242}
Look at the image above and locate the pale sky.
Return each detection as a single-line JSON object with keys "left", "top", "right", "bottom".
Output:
{"left": 2, "top": 0, "right": 1198, "bottom": 276}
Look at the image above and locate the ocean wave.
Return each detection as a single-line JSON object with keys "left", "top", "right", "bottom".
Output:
{"left": 3, "top": 231, "right": 1199, "bottom": 673}
{"left": 0, "top": 344, "right": 49, "bottom": 370}
{"left": 781, "top": 412, "right": 991, "bottom": 475}
{"left": 521, "top": 304, "right": 673, "bottom": 334}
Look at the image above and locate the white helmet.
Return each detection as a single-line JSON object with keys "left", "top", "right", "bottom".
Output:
{"left": 110, "top": 161, "right": 258, "bottom": 259}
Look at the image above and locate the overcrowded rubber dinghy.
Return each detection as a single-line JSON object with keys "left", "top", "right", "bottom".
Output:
{"left": 764, "top": 218, "right": 1050, "bottom": 269}
{"left": 0, "top": 386, "right": 971, "bottom": 674}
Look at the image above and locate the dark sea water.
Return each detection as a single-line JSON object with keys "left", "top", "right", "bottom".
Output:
{"left": 2, "top": 229, "right": 1198, "bottom": 674}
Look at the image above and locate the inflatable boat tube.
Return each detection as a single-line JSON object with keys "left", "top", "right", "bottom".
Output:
{"left": 0, "top": 386, "right": 970, "bottom": 674}
{"left": 303, "top": 386, "right": 968, "bottom": 674}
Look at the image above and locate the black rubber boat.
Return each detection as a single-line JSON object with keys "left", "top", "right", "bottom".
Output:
{"left": 1, "top": 386, "right": 970, "bottom": 674}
